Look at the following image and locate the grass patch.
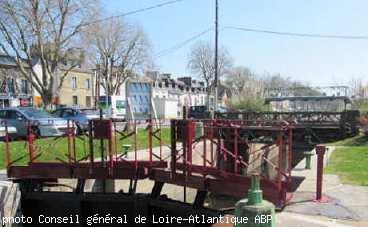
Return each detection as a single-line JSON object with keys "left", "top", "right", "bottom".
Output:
{"left": 329, "top": 134, "right": 368, "bottom": 146}
{"left": 0, "top": 128, "right": 170, "bottom": 169}
{"left": 325, "top": 135, "right": 368, "bottom": 186}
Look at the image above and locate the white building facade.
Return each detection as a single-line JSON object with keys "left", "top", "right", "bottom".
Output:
{"left": 146, "top": 71, "right": 210, "bottom": 119}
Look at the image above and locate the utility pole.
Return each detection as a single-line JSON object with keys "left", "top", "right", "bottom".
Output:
{"left": 214, "top": 0, "right": 219, "bottom": 112}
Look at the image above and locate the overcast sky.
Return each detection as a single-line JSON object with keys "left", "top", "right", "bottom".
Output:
{"left": 104, "top": 0, "right": 368, "bottom": 86}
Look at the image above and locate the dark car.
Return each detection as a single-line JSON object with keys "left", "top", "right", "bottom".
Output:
{"left": 52, "top": 107, "right": 100, "bottom": 134}
{"left": 188, "top": 105, "right": 211, "bottom": 119}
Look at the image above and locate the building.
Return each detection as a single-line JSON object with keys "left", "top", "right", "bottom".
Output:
{"left": 31, "top": 56, "right": 94, "bottom": 108}
{"left": 0, "top": 55, "right": 33, "bottom": 108}
{"left": 145, "top": 71, "right": 210, "bottom": 118}
{"left": 56, "top": 67, "right": 94, "bottom": 108}
{"left": 0, "top": 54, "right": 94, "bottom": 108}
{"left": 177, "top": 76, "right": 208, "bottom": 107}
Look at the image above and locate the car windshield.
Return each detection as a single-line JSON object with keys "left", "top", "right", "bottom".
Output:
{"left": 23, "top": 109, "right": 53, "bottom": 118}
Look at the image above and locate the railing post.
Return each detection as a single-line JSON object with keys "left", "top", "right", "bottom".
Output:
{"left": 187, "top": 120, "right": 194, "bottom": 176}
{"left": 67, "top": 120, "right": 72, "bottom": 164}
{"left": 314, "top": 145, "right": 329, "bottom": 203}
{"left": 148, "top": 117, "right": 153, "bottom": 167}
{"left": 159, "top": 119, "right": 162, "bottom": 160}
{"left": 4, "top": 122, "right": 10, "bottom": 168}
{"left": 277, "top": 132, "right": 283, "bottom": 191}
{"left": 210, "top": 121, "right": 214, "bottom": 167}
{"left": 288, "top": 127, "right": 293, "bottom": 190}
{"left": 27, "top": 123, "right": 35, "bottom": 163}
{"left": 72, "top": 121, "right": 76, "bottom": 163}
{"left": 234, "top": 127, "right": 238, "bottom": 174}
{"left": 217, "top": 121, "right": 222, "bottom": 170}
{"left": 170, "top": 120, "right": 177, "bottom": 176}
{"left": 134, "top": 120, "right": 138, "bottom": 170}
{"left": 203, "top": 120, "right": 207, "bottom": 176}
{"left": 108, "top": 119, "right": 114, "bottom": 175}
{"left": 88, "top": 120, "right": 94, "bottom": 168}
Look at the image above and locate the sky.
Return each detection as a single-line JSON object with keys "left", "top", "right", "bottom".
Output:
{"left": 103, "top": 0, "right": 368, "bottom": 86}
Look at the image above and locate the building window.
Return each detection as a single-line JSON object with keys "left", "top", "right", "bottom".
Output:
{"left": 71, "top": 76, "right": 77, "bottom": 90}
{"left": 21, "top": 79, "right": 29, "bottom": 94}
{"left": 7, "top": 79, "right": 14, "bottom": 94}
{"left": 86, "top": 96, "right": 91, "bottom": 107}
{"left": 85, "top": 79, "right": 91, "bottom": 90}
{"left": 72, "top": 96, "right": 78, "bottom": 105}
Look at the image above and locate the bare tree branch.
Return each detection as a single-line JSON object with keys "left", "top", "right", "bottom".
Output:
{"left": 0, "top": 0, "right": 95, "bottom": 108}
{"left": 84, "top": 18, "right": 152, "bottom": 96}
{"left": 187, "top": 41, "right": 232, "bottom": 105}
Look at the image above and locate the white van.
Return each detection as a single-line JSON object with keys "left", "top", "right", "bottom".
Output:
{"left": 98, "top": 95, "right": 126, "bottom": 119}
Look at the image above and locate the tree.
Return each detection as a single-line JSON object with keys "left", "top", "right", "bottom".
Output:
{"left": 225, "top": 66, "right": 263, "bottom": 96}
{"left": 187, "top": 41, "right": 232, "bottom": 106}
{"left": 86, "top": 18, "right": 151, "bottom": 96}
{"left": 225, "top": 67, "right": 267, "bottom": 111}
{"left": 0, "top": 0, "right": 95, "bottom": 109}
{"left": 349, "top": 77, "right": 368, "bottom": 113}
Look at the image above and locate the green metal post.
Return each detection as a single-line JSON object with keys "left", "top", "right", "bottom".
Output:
{"left": 234, "top": 174, "right": 275, "bottom": 227}
{"left": 304, "top": 151, "right": 314, "bottom": 169}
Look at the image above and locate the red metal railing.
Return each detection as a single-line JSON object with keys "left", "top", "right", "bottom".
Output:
{"left": 3, "top": 117, "right": 295, "bottom": 207}
{"left": 151, "top": 119, "right": 294, "bottom": 207}
{"left": 4, "top": 118, "right": 170, "bottom": 179}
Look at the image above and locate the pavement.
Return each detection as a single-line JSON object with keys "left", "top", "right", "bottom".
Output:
{"left": 281, "top": 146, "right": 368, "bottom": 226}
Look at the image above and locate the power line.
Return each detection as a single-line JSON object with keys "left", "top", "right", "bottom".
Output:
{"left": 81, "top": 0, "right": 185, "bottom": 28}
{"left": 155, "top": 27, "right": 213, "bottom": 58}
{"left": 224, "top": 26, "right": 368, "bottom": 40}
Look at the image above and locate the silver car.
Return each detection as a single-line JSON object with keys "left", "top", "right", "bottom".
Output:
{"left": 52, "top": 107, "right": 100, "bottom": 134}
{"left": 0, "top": 108, "right": 69, "bottom": 138}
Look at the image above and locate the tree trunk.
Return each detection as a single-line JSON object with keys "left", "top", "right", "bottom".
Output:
{"left": 41, "top": 92, "right": 53, "bottom": 111}
{"left": 206, "top": 89, "right": 212, "bottom": 109}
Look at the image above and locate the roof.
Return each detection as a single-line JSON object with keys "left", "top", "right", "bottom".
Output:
{"left": 0, "top": 55, "right": 17, "bottom": 66}
{"left": 0, "top": 54, "right": 30, "bottom": 68}
{"left": 0, "top": 54, "right": 92, "bottom": 73}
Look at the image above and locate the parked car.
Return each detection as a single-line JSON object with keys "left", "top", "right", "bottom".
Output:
{"left": 0, "top": 107, "right": 68, "bottom": 138}
{"left": 188, "top": 105, "right": 211, "bottom": 119}
{"left": 52, "top": 107, "right": 100, "bottom": 134}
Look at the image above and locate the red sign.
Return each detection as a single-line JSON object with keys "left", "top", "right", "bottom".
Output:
{"left": 20, "top": 98, "right": 30, "bottom": 107}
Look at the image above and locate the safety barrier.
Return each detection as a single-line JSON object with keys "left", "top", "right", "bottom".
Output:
{"left": 4, "top": 118, "right": 170, "bottom": 179}
{"left": 150, "top": 119, "right": 294, "bottom": 207}
{"left": 3, "top": 118, "right": 294, "bottom": 207}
